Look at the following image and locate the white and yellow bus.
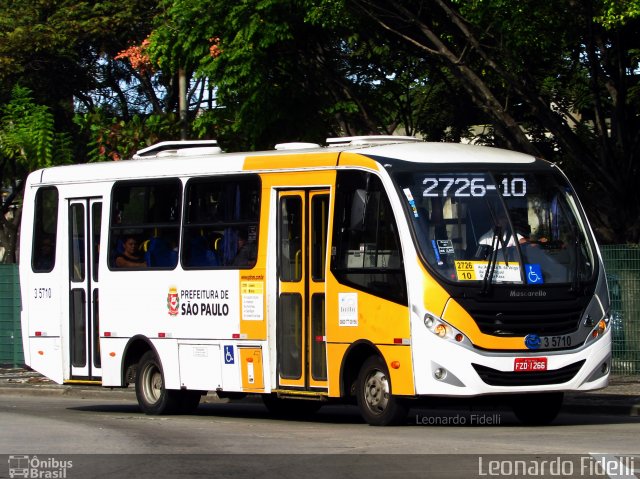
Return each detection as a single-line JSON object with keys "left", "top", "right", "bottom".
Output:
{"left": 19, "top": 136, "right": 612, "bottom": 425}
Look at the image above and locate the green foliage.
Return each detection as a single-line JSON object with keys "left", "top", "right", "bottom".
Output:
{"left": 148, "top": 0, "right": 212, "bottom": 73}
{"left": 0, "top": 85, "right": 73, "bottom": 263}
{"left": 190, "top": 110, "right": 219, "bottom": 140}
{"left": 0, "top": 0, "right": 161, "bottom": 130}
{"left": 148, "top": 0, "right": 455, "bottom": 149}
{"left": 0, "top": 86, "right": 72, "bottom": 174}
{"left": 74, "top": 110, "right": 181, "bottom": 161}
{"left": 596, "top": 0, "right": 640, "bottom": 28}
{"left": 190, "top": 0, "right": 338, "bottom": 148}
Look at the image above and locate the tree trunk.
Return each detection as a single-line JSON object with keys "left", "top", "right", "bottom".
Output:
{"left": 179, "top": 67, "right": 188, "bottom": 140}
{"left": 0, "top": 183, "right": 23, "bottom": 264}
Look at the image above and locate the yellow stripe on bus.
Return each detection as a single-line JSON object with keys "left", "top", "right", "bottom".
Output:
{"left": 243, "top": 152, "right": 339, "bottom": 170}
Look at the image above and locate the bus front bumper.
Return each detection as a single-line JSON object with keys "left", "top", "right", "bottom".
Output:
{"left": 412, "top": 328, "right": 612, "bottom": 397}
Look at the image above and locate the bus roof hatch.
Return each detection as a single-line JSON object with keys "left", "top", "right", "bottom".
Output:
{"left": 326, "top": 135, "right": 420, "bottom": 147}
{"left": 133, "top": 140, "right": 222, "bottom": 159}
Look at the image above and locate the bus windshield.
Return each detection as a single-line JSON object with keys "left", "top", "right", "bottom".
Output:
{"left": 394, "top": 169, "right": 595, "bottom": 285}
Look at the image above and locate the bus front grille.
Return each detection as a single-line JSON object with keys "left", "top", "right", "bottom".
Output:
{"left": 472, "top": 307, "right": 582, "bottom": 336}
{"left": 453, "top": 294, "right": 588, "bottom": 337}
{"left": 472, "top": 360, "right": 585, "bottom": 386}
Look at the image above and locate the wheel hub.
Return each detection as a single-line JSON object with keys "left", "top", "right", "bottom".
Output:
{"left": 142, "top": 365, "right": 162, "bottom": 404}
{"left": 364, "top": 370, "right": 389, "bottom": 414}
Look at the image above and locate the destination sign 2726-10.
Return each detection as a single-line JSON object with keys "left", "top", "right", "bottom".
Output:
{"left": 422, "top": 176, "right": 527, "bottom": 197}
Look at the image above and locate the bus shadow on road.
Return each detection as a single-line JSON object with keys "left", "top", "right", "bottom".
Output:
{"left": 67, "top": 400, "right": 639, "bottom": 427}
{"left": 407, "top": 406, "right": 640, "bottom": 427}
{"left": 67, "top": 400, "right": 366, "bottom": 425}
{"left": 192, "top": 401, "right": 367, "bottom": 425}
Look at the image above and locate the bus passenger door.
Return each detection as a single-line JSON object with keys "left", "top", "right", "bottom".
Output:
{"left": 68, "top": 198, "right": 102, "bottom": 381}
{"left": 276, "top": 190, "right": 329, "bottom": 391}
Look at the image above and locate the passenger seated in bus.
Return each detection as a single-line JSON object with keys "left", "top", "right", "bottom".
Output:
{"left": 115, "top": 235, "right": 146, "bottom": 268}
{"left": 232, "top": 229, "right": 257, "bottom": 267}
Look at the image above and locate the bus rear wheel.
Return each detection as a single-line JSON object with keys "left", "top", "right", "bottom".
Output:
{"left": 511, "top": 392, "right": 564, "bottom": 426}
{"left": 356, "top": 356, "right": 408, "bottom": 426}
{"left": 135, "top": 350, "right": 179, "bottom": 415}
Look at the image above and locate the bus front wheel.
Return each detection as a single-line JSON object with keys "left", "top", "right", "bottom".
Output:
{"left": 135, "top": 350, "right": 179, "bottom": 415}
{"left": 356, "top": 356, "right": 408, "bottom": 426}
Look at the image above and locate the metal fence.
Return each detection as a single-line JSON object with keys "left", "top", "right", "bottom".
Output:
{"left": 601, "top": 245, "right": 640, "bottom": 376}
{"left": 0, "top": 264, "right": 23, "bottom": 367}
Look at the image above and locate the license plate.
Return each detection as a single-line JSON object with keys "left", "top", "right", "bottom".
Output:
{"left": 514, "top": 357, "right": 547, "bottom": 372}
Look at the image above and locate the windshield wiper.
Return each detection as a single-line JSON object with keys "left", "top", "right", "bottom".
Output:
{"left": 571, "top": 227, "right": 582, "bottom": 292}
{"left": 481, "top": 226, "right": 501, "bottom": 295}
{"left": 481, "top": 198, "right": 511, "bottom": 295}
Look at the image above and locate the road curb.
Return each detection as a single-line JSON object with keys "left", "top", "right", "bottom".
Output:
{"left": 563, "top": 392, "right": 640, "bottom": 417}
{"left": 563, "top": 400, "right": 640, "bottom": 417}
{"left": 0, "top": 384, "right": 135, "bottom": 400}
{"left": 0, "top": 384, "right": 233, "bottom": 404}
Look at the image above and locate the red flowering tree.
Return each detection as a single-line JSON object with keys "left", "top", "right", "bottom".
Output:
{"left": 115, "top": 38, "right": 155, "bottom": 75}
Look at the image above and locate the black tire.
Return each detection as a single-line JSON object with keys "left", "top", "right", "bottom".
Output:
{"left": 511, "top": 392, "right": 564, "bottom": 426}
{"left": 356, "top": 355, "right": 408, "bottom": 426}
{"left": 262, "top": 395, "right": 322, "bottom": 418}
{"left": 135, "top": 350, "right": 180, "bottom": 415}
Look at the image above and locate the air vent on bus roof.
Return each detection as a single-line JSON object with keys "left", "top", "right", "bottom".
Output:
{"left": 274, "top": 142, "right": 321, "bottom": 150}
{"left": 326, "top": 135, "right": 420, "bottom": 147}
{"left": 132, "top": 140, "right": 221, "bottom": 159}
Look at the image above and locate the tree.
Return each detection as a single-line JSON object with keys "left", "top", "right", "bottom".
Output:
{"left": 0, "top": 2, "right": 183, "bottom": 261}
{"left": 340, "top": 0, "right": 639, "bottom": 243}
{"left": 0, "top": 86, "right": 72, "bottom": 263}
{"left": 0, "top": 0, "right": 164, "bottom": 156}
{"left": 148, "top": 0, "right": 459, "bottom": 150}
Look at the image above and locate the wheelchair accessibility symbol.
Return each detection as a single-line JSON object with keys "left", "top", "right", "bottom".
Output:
{"left": 224, "top": 345, "right": 235, "bottom": 364}
{"left": 525, "top": 264, "right": 544, "bottom": 284}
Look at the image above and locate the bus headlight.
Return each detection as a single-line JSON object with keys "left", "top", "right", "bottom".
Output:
{"left": 424, "top": 315, "right": 435, "bottom": 329}
{"left": 424, "top": 313, "right": 470, "bottom": 345}
{"left": 591, "top": 318, "right": 608, "bottom": 338}
{"left": 588, "top": 313, "right": 611, "bottom": 341}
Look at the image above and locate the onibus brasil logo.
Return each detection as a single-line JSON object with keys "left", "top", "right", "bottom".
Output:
{"left": 8, "top": 455, "right": 73, "bottom": 478}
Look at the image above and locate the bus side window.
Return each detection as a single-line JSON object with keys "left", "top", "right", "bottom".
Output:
{"left": 32, "top": 187, "right": 59, "bottom": 273}
{"left": 331, "top": 171, "right": 407, "bottom": 305}
{"left": 108, "top": 179, "right": 181, "bottom": 270}
{"left": 182, "top": 176, "right": 261, "bottom": 269}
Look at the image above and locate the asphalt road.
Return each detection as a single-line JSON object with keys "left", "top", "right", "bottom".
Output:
{"left": 1, "top": 393, "right": 639, "bottom": 478}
